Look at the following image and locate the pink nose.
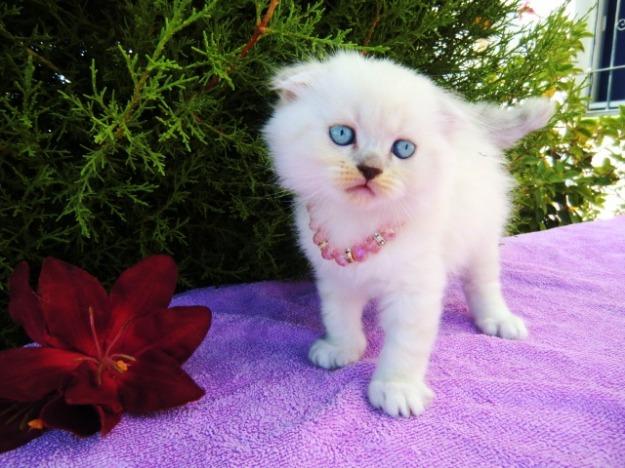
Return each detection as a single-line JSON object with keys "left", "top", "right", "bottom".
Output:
{"left": 357, "top": 164, "right": 382, "bottom": 181}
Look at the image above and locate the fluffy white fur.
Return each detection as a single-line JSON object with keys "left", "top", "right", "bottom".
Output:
{"left": 263, "top": 52, "right": 553, "bottom": 417}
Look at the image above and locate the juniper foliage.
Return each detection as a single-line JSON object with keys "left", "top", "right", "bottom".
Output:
{"left": 1, "top": 0, "right": 623, "bottom": 349}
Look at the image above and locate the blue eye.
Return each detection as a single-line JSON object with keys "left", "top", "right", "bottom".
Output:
{"left": 391, "top": 139, "right": 416, "bottom": 159}
{"left": 329, "top": 125, "right": 355, "bottom": 146}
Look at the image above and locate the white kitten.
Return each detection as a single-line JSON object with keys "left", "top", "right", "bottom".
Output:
{"left": 263, "top": 52, "right": 553, "bottom": 417}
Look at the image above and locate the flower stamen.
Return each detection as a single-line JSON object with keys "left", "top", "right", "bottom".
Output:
{"left": 111, "top": 353, "right": 136, "bottom": 362}
{"left": 104, "top": 316, "right": 137, "bottom": 357}
{"left": 4, "top": 403, "right": 31, "bottom": 425}
{"left": 96, "top": 361, "right": 105, "bottom": 386}
{"left": 114, "top": 360, "right": 129, "bottom": 373}
{"left": 88, "top": 306, "right": 103, "bottom": 359}
{"left": 27, "top": 419, "right": 44, "bottom": 430}
{"left": 83, "top": 309, "right": 138, "bottom": 384}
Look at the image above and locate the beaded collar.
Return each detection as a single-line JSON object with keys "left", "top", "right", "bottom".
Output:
{"left": 306, "top": 204, "right": 402, "bottom": 267}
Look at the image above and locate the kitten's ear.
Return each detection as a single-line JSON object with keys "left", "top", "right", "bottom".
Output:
{"left": 472, "top": 98, "right": 555, "bottom": 149}
{"left": 436, "top": 90, "right": 474, "bottom": 132}
{"left": 270, "top": 61, "right": 321, "bottom": 103}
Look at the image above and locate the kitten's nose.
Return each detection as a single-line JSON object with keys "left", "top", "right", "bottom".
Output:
{"left": 357, "top": 164, "right": 382, "bottom": 181}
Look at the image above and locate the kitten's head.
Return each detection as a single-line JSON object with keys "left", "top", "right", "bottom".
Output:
{"left": 263, "top": 52, "right": 553, "bottom": 212}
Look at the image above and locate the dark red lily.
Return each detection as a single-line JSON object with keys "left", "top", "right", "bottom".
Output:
{"left": 0, "top": 255, "right": 211, "bottom": 452}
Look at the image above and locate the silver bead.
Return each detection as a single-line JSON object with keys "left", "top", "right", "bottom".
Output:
{"left": 373, "top": 231, "right": 386, "bottom": 246}
{"left": 344, "top": 248, "right": 354, "bottom": 263}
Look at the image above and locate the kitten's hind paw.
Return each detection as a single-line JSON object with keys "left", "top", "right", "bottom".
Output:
{"left": 477, "top": 313, "right": 528, "bottom": 340}
{"left": 308, "top": 337, "right": 365, "bottom": 369}
{"left": 368, "top": 379, "right": 434, "bottom": 417}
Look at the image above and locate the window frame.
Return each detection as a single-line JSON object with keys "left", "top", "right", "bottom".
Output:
{"left": 587, "top": 0, "right": 625, "bottom": 114}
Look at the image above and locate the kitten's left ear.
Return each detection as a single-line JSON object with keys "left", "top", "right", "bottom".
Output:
{"left": 270, "top": 61, "right": 321, "bottom": 103}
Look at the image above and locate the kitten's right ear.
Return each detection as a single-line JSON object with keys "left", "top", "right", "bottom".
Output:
{"left": 270, "top": 61, "right": 321, "bottom": 103}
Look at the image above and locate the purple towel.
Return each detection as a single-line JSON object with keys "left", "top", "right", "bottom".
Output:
{"left": 3, "top": 217, "right": 625, "bottom": 466}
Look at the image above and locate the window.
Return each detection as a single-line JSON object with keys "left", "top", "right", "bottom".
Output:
{"left": 589, "top": 0, "right": 625, "bottom": 112}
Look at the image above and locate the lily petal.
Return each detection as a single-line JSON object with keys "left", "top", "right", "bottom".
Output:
{"left": 63, "top": 364, "right": 124, "bottom": 435}
{"left": 8, "top": 262, "right": 62, "bottom": 347}
{"left": 96, "top": 406, "right": 122, "bottom": 435}
{"left": 0, "top": 399, "right": 45, "bottom": 453}
{"left": 108, "top": 256, "right": 178, "bottom": 342}
{"left": 38, "top": 258, "right": 110, "bottom": 356}
{"left": 117, "top": 306, "right": 212, "bottom": 364}
{"left": 40, "top": 394, "right": 100, "bottom": 437}
{"left": 64, "top": 362, "right": 123, "bottom": 414}
{"left": 0, "top": 348, "right": 83, "bottom": 401}
{"left": 119, "top": 350, "right": 205, "bottom": 413}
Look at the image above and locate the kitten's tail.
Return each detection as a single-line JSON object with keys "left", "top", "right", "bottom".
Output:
{"left": 471, "top": 98, "right": 555, "bottom": 149}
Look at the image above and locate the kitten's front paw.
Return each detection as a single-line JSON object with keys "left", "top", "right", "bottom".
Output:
{"left": 308, "top": 337, "right": 365, "bottom": 369}
{"left": 477, "top": 313, "right": 528, "bottom": 340}
{"left": 368, "top": 379, "right": 434, "bottom": 417}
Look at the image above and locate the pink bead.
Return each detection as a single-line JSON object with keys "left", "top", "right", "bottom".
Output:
{"left": 313, "top": 231, "right": 325, "bottom": 245}
{"left": 365, "top": 237, "right": 381, "bottom": 253}
{"left": 332, "top": 250, "right": 348, "bottom": 266}
{"left": 352, "top": 245, "right": 367, "bottom": 261}
{"left": 321, "top": 245, "right": 333, "bottom": 260}
{"left": 383, "top": 229, "right": 396, "bottom": 240}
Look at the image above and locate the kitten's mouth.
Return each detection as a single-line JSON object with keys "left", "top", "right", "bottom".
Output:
{"left": 346, "top": 183, "right": 376, "bottom": 197}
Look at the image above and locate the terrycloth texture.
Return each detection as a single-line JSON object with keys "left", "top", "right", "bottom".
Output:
{"left": 3, "top": 217, "right": 625, "bottom": 467}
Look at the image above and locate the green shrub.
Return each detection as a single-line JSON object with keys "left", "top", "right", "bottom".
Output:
{"left": 1, "top": 0, "right": 623, "bottom": 349}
